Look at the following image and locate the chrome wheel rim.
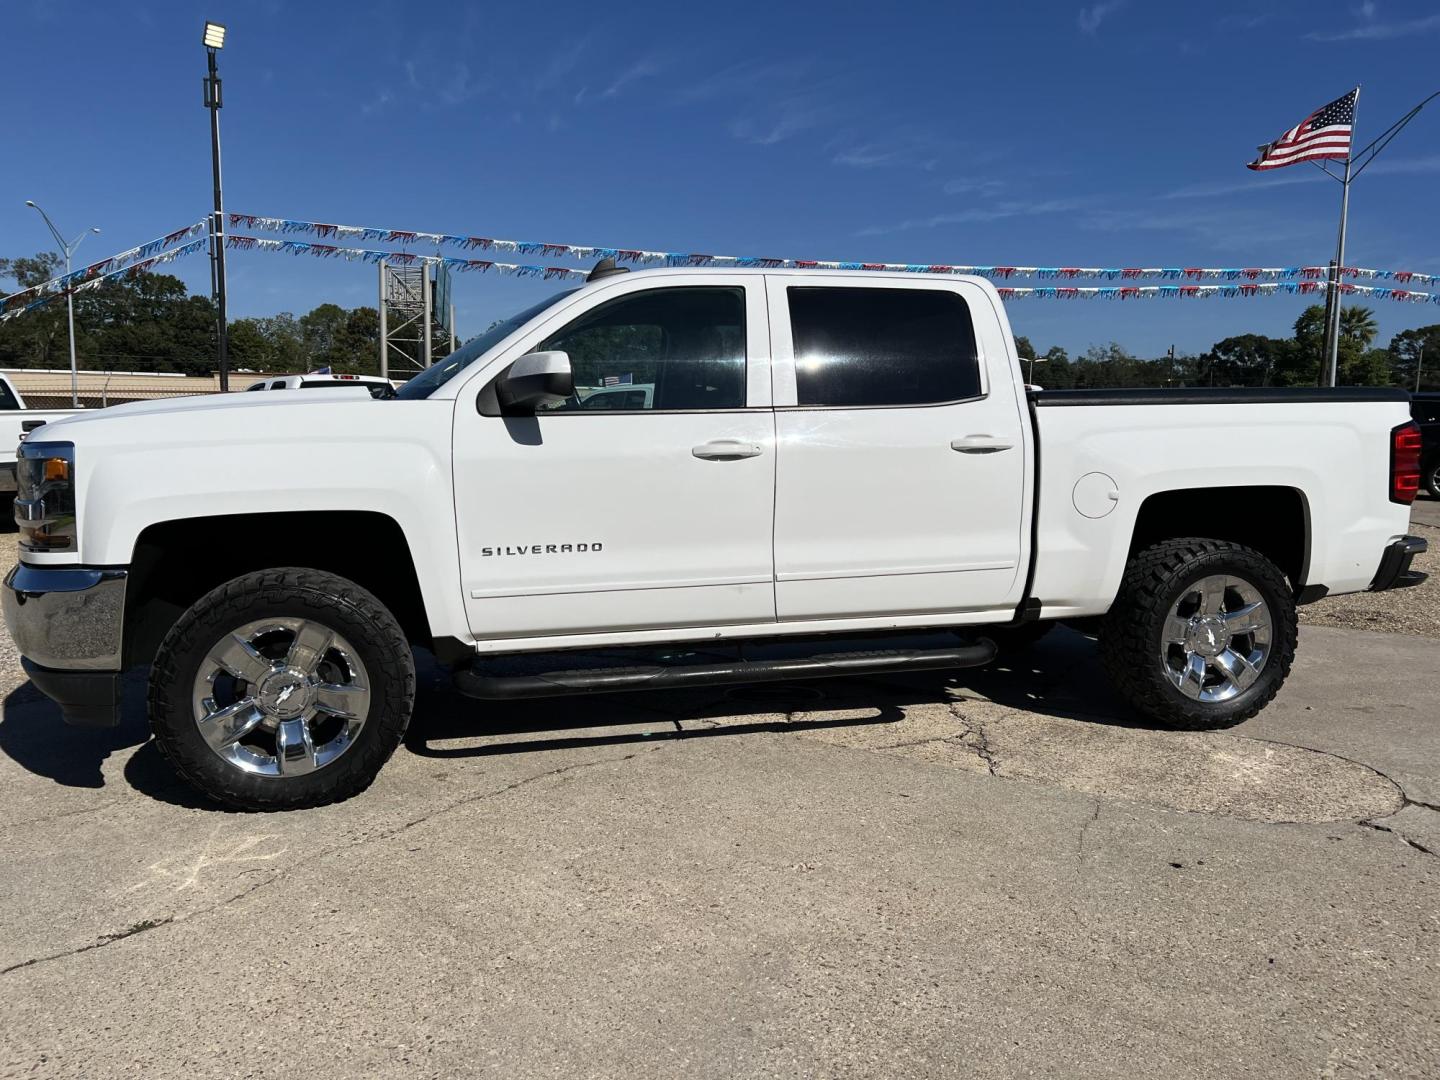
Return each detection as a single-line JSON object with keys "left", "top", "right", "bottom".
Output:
{"left": 1160, "top": 574, "right": 1273, "bottom": 704}
{"left": 191, "top": 617, "right": 371, "bottom": 778}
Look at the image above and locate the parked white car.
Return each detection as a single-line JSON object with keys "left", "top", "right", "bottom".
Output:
{"left": 0, "top": 371, "right": 84, "bottom": 492}
{"left": 244, "top": 373, "right": 397, "bottom": 399}
{"left": 4, "top": 265, "right": 1426, "bottom": 809}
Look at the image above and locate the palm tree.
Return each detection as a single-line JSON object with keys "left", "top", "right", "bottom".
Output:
{"left": 1339, "top": 305, "right": 1379, "bottom": 349}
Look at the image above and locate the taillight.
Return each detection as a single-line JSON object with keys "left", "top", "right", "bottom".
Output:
{"left": 1390, "top": 421, "right": 1422, "bottom": 505}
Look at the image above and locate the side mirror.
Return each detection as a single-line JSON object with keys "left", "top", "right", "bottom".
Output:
{"left": 494, "top": 351, "right": 574, "bottom": 415}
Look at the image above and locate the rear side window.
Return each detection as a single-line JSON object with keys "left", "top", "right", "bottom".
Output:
{"left": 787, "top": 287, "right": 981, "bottom": 407}
{"left": 0, "top": 381, "right": 21, "bottom": 410}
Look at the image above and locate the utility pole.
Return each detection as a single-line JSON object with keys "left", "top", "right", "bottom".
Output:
{"left": 203, "top": 22, "right": 230, "bottom": 391}
{"left": 1417, "top": 343, "right": 1426, "bottom": 394}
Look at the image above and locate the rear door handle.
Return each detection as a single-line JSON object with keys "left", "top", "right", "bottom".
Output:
{"left": 692, "top": 439, "right": 764, "bottom": 460}
{"left": 951, "top": 435, "right": 1014, "bottom": 454}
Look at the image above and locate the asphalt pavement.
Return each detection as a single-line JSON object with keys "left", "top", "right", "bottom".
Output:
{"left": 2, "top": 610, "right": 1437, "bottom": 1078}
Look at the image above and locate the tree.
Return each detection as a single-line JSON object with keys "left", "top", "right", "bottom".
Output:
{"left": 0, "top": 253, "right": 68, "bottom": 370}
{"left": 1387, "top": 325, "right": 1440, "bottom": 392}
{"left": 1200, "top": 334, "right": 1294, "bottom": 387}
{"left": 1339, "top": 305, "right": 1378, "bottom": 350}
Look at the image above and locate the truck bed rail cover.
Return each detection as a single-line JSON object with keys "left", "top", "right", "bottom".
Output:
{"left": 1032, "top": 387, "right": 1410, "bottom": 406}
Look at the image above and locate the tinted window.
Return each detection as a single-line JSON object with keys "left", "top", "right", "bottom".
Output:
{"left": 541, "top": 287, "right": 745, "bottom": 411}
{"left": 0, "top": 381, "right": 22, "bottom": 410}
{"left": 1413, "top": 398, "right": 1440, "bottom": 425}
{"left": 788, "top": 287, "right": 980, "bottom": 407}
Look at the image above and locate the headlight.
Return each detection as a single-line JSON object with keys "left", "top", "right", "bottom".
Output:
{"left": 15, "top": 441, "right": 77, "bottom": 552}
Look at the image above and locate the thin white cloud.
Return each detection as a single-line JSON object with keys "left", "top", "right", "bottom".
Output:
{"left": 1078, "top": 1, "right": 1125, "bottom": 35}
{"left": 360, "top": 88, "right": 394, "bottom": 116}
{"left": 730, "top": 96, "right": 829, "bottom": 146}
{"left": 1363, "top": 154, "right": 1440, "bottom": 177}
{"left": 943, "top": 178, "right": 1006, "bottom": 197}
{"left": 1162, "top": 173, "right": 1329, "bottom": 199}
{"left": 831, "top": 132, "right": 945, "bottom": 170}
{"left": 857, "top": 199, "right": 1086, "bottom": 237}
{"left": 602, "top": 57, "right": 665, "bottom": 99}
{"left": 1306, "top": 12, "right": 1440, "bottom": 40}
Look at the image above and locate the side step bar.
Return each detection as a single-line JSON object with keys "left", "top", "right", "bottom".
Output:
{"left": 454, "top": 640, "right": 997, "bottom": 701}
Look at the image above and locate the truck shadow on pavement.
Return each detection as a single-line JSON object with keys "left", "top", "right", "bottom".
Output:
{"left": 402, "top": 628, "right": 1143, "bottom": 758}
{"left": 0, "top": 629, "right": 1142, "bottom": 808}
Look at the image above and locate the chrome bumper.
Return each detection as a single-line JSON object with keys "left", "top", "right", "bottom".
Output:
{"left": 2, "top": 564, "right": 128, "bottom": 671}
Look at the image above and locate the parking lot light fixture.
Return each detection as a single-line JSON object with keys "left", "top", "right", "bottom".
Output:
{"left": 203, "top": 20, "right": 230, "bottom": 391}
{"left": 25, "top": 200, "right": 100, "bottom": 409}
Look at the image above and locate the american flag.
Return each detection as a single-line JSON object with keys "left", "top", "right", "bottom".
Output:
{"left": 1247, "top": 89, "right": 1358, "bottom": 171}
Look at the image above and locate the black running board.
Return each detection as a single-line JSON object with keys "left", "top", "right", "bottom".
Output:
{"left": 454, "top": 641, "right": 997, "bottom": 700}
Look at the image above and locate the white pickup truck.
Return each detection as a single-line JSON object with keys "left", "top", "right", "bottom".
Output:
{"left": 0, "top": 372, "right": 83, "bottom": 493}
{"left": 3, "top": 264, "right": 1427, "bottom": 810}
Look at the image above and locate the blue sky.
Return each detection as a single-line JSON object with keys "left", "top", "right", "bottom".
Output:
{"left": 3, "top": 0, "right": 1439, "bottom": 359}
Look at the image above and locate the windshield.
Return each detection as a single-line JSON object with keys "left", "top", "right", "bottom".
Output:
{"left": 394, "top": 289, "right": 579, "bottom": 400}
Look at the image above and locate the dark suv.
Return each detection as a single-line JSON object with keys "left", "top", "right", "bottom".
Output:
{"left": 1414, "top": 392, "right": 1440, "bottom": 498}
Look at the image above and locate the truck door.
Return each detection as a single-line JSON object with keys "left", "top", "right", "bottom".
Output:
{"left": 452, "top": 277, "right": 776, "bottom": 641}
{"left": 766, "top": 277, "right": 1030, "bottom": 621}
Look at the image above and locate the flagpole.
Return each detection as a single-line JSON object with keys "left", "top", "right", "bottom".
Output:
{"left": 1325, "top": 155, "right": 1352, "bottom": 387}
{"left": 1324, "top": 87, "right": 1358, "bottom": 388}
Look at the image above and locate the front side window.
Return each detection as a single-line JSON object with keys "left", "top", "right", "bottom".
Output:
{"left": 788, "top": 287, "right": 981, "bottom": 408}
{"left": 540, "top": 287, "right": 746, "bottom": 411}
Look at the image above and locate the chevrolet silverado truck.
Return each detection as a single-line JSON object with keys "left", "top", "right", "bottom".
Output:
{"left": 3, "top": 264, "right": 1427, "bottom": 810}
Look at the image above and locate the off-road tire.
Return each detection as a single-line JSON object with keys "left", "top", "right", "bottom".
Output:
{"left": 1099, "top": 539, "right": 1297, "bottom": 730}
{"left": 148, "top": 568, "right": 416, "bottom": 810}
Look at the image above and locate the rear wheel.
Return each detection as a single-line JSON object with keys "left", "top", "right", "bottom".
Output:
{"left": 1426, "top": 460, "right": 1440, "bottom": 499}
{"left": 148, "top": 568, "right": 415, "bottom": 810}
{"left": 1099, "top": 539, "right": 1297, "bottom": 730}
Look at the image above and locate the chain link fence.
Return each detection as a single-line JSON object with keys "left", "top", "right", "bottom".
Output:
{"left": 6, "top": 371, "right": 246, "bottom": 410}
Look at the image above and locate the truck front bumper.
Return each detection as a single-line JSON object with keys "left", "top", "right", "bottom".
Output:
{"left": 1369, "top": 536, "right": 1428, "bottom": 592}
{"left": 2, "top": 564, "right": 127, "bottom": 727}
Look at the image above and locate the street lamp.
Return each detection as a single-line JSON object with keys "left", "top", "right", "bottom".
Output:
{"left": 1027, "top": 351, "right": 1049, "bottom": 386}
{"left": 202, "top": 20, "right": 230, "bottom": 391}
{"left": 25, "top": 201, "right": 100, "bottom": 408}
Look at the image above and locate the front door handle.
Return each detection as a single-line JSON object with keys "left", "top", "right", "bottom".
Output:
{"left": 951, "top": 435, "right": 1014, "bottom": 454}
{"left": 693, "top": 439, "right": 764, "bottom": 460}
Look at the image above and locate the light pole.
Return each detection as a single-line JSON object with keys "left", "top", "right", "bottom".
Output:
{"left": 1417, "top": 343, "right": 1426, "bottom": 394}
{"left": 203, "top": 20, "right": 230, "bottom": 391}
{"left": 25, "top": 201, "right": 100, "bottom": 408}
{"left": 1027, "top": 352, "right": 1049, "bottom": 386}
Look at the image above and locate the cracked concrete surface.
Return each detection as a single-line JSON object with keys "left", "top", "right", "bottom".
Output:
{"left": 1, "top": 611, "right": 1439, "bottom": 1075}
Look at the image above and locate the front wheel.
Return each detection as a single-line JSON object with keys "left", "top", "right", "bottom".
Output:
{"left": 1099, "top": 539, "right": 1297, "bottom": 730}
{"left": 148, "top": 568, "right": 416, "bottom": 810}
